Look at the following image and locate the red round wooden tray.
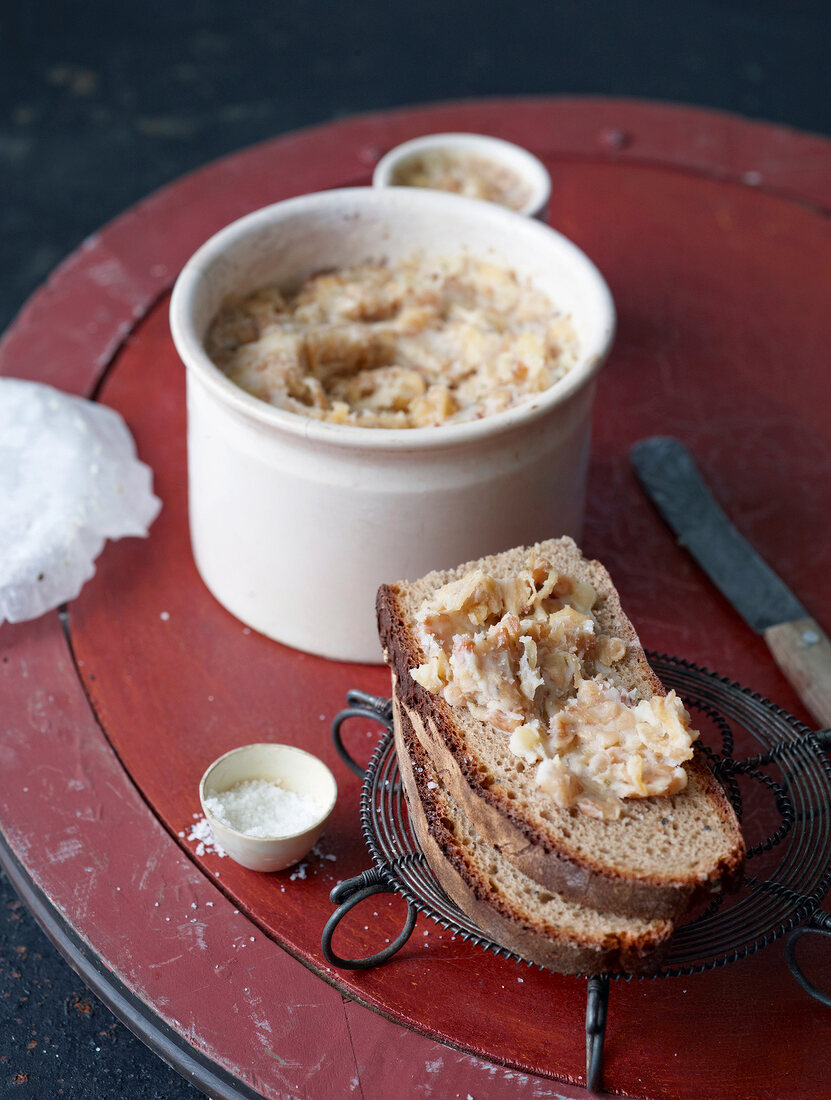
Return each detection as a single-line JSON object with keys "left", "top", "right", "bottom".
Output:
{"left": 2, "top": 98, "right": 830, "bottom": 1100}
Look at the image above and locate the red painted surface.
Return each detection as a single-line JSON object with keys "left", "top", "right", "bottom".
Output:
{"left": 1, "top": 99, "right": 830, "bottom": 1099}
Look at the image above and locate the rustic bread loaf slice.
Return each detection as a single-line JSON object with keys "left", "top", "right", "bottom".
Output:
{"left": 393, "top": 694, "right": 674, "bottom": 975}
{"left": 377, "top": 537, "right": 745, "bottom": 922}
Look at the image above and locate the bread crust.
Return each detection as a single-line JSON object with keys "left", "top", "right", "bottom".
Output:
{"left": 377, "top": 537, "right": 745, "bottom": 922}
{"left": 393, "top": 697, "right": 673, "bottom": 975}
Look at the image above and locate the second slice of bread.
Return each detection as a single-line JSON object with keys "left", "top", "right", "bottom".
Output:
{"left": 393, "top": 693, "right": 674, "bottom": 975}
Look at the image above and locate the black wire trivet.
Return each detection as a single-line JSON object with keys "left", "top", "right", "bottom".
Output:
{"left": 322, "top": 654, "right": 831, "bottom": 1094}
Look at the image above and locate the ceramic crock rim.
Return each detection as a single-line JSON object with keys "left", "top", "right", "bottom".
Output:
{"left": 170, "top": 186, "right": 616, "bottom": 453}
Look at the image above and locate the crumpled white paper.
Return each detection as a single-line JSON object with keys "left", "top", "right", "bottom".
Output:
{"left": 0, "top": 379, "right": 162, "bottom": 624}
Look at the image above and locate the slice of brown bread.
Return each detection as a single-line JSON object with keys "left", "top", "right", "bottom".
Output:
{"left": 393, "top": 694, "right": 674, "bottom": 975}
{"left": 377, "top": 537, "right": 745, "bottom": 922}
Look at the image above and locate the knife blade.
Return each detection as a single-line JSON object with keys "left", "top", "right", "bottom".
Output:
{"left": 631, "top": 436, "right": 831, "bottom": 728}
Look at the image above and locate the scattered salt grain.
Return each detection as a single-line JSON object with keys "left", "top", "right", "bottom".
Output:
{"left": 160, "top": 611, "right": 170, "bottom": 621}
{"left": 187, "top": 816, "right": 227, "bottom": 858}
{"left": 204, "top": 778, "right": 324, "bottom": 837}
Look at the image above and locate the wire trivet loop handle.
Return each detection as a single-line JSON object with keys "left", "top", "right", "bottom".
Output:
{"left": 331, "top": 691, "right": 393, "bottom": 777}
{"left": 321, "top": 868, "right": 418, "bottom": 969}
{"left": 327, "top": 694, "right": 415, "bottom": 967}
{"left": 785, "top": 908, "right": 831, "bottom": 1007}
{"left": 586, "top": 974, "right": 610, "bottom": 1093}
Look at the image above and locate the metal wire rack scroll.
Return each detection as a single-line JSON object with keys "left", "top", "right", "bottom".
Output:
{"left": 323, "top": 655, "right": 831, "bottom": 1093}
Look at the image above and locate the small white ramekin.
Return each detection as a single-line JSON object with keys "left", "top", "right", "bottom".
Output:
{"left": 372, "top": 132, "right": 551, "bottom": 220}
{"left": 170, "top": 187, "right": 615, "bottom": 663}
{"left": 199, "top": 744, "right": 337, "bottom": 872}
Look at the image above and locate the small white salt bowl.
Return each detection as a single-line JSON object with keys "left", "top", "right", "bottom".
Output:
{"left": 198, "top": 744, "right": 337, "bottom": 872}
{"left": 372, "top": 132, "right": 552, "bottom": 220}
{"left": 170, "top": 186, "right": 615, "bottom": 663}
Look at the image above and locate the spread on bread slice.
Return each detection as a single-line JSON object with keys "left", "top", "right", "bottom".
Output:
{"left": 409, "top": 549, "right": 697, "bottom": 820}
{"left": 377, "top": 537, "right": 745, "bottom": 923}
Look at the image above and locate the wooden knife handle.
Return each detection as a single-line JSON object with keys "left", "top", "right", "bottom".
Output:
{"left": 764, "top": 617, "right": 831, "bottom": 730}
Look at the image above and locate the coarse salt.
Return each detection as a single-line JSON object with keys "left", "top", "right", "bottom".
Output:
{"left": 204, "top": 779, "right": 323, "bottom": 837}
{"left": 187, "top": 816, "right": 227, "bottom": 858}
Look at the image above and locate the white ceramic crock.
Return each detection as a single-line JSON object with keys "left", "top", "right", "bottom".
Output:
{"left": 170, "top": 187, "right": 615, "bottom": 663}
{"left": 372, "top": 132, "right": 551, "bottom": 220}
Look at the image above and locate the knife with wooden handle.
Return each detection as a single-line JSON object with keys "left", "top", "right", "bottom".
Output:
{"left": 631, "top": 436, "right": 831, "bottom": 729}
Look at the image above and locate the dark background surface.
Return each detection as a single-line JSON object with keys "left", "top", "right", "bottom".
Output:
{"left": 2, "top": 2, "right": 830, "bottom": 1096}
